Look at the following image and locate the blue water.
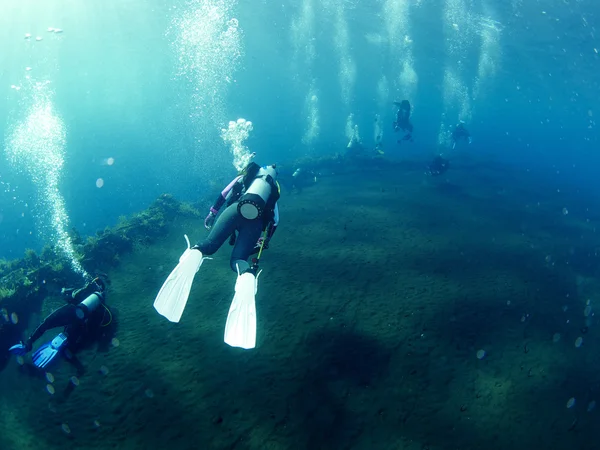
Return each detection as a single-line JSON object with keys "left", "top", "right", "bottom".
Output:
{"left": 0, "top": 0, "right": 598, "bottom": 259}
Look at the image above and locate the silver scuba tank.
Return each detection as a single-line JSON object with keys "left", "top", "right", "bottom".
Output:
{"left": 75, "top": 293, "right": 102, "bottom": 319}
{"left": 238, "top": 165, "right": 277, "bottom": 220}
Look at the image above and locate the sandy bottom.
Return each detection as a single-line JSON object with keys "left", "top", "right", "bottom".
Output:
{"left": 1, "top": 160, "right": 599, "bottom": 450}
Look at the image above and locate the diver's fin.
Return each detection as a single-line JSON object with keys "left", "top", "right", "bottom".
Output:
{"left": 32, "top": 333, "right": 68, "bottom": 369}
{"left": 224, "top": 267, "right": 260, "bottom": 349}
{"left": 153, "top": 235, "right": 207, "bottom": 323}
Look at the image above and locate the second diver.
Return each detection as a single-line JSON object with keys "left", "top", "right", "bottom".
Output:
{"left": 8, "top": 277, "right": 112, "bottom": 369}
{"left": 153, "top": 162, "right": 280, "bottom": 350}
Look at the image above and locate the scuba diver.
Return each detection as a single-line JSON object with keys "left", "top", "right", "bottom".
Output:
{"left": 8, "top": 277, "right": 111, "bottom": 369}
{"left": 153, "top": 162, "right": 280, "bottom": 350}
{"left": 393, "top": 100, "right": 414, "bottom": 143}
{"left": 428, "top": 155, "right": 450, "bottom": 176}
{"left": 346, "top": 125, "right": 367, "bottom": 158}
{"left": 290, "top": 167, "right": 317, "bottom": 193}
{"left": 451, "top": 122, "right": 472, "bottom": 149}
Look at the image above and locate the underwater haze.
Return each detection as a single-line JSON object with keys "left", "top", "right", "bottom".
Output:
{"left": 1, "top": 0, "right": 598, "bottom": 258}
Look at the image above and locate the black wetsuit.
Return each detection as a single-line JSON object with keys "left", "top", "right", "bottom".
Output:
{"left": 428, "top": 155, "right": 450, "bottom": 176}
{"left": 452, "top": 124, "right": 470, "bottom": 143}
{"left": 394, "top": 100, "right": 413, "bottom": 133}
{"left": 26, "top": 281, "right": 107, "bottom": 351}
{"left": 195, "top": 165, "right": 280, "bottom": 272}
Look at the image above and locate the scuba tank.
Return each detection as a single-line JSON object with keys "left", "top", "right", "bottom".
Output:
{"left": 238, "top": 165, "right": 278, "bottom": 220}
{"left": 75, "top": 293, "right": 103, "bottom": 320}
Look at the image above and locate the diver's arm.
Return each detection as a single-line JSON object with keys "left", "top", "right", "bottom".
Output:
{"left": 204, "top": 176, "right": 243, "bottom": 228}
{"left": 211, "top": 175, "right": 243, "bottom": 214}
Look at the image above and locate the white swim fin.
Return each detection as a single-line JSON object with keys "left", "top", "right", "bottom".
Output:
{"left": 224, "top": 265, "right": 261, "bottom": 349}
{"left": 153, "top": 235, "right": 207, "bottom": 323}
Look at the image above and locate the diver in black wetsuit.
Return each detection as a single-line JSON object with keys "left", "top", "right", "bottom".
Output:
{"left": 428, "top": 155, "right": 450, "bottom": 176}
{"left": 393, "top": 100, "right": 414, "bottom": 143}
{"left": 194, "top": 162, "right": 280, "bottom": 273}
{"left": 451, "top": 122, "right": 471, "bottom": 149}
{"left": 8, "top": 277, "right": 111, "bottom": 368}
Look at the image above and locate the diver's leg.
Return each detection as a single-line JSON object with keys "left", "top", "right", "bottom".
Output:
{"left": 230, "top": 219, "right": 263, "bottom": 272}
{"left": 195, "top": 204, "right": 242, "bottom": 255}
{"left": 27, "top": 304, "right": 78, "bottom": 348}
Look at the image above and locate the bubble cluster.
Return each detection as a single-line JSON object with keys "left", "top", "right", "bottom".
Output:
{"left": 302, "top": 83, "right": 320, "bottom": 146}
{"left": 473, "top": 14, "right": 503, "bottom": 100}
{"left": 169, "top": 0, "right": 243, "bottom": 147}
{"left": 5, "top": 83, "right": 89, "bottom": 279}
{"left": 221, "top": 118, "right": 254, "bottom": 171}
{"left": 327, "top": 1, "right": 356, "bottom": 108}
{"left": 345, "top": 114, "right": 361, "bottom": 148}
{"left": 290, "top": 1, "right": 321, "bottom": 148}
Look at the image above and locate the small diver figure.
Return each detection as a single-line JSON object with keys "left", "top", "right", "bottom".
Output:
{"left": 451, "top": 122, "right": 472, "bottom": 149}
{"left": 428, "top": 155, "right": 450, "bottom": 176}
{"left": 393, "top": 100, "right": 414, "bottom": 143}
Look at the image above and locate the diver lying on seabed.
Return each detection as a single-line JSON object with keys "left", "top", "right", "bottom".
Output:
{"left": 153, "top": 161, "right": 280, "bottom": 350}
{"left": 9, "top": 277, "right": 112, "bottom": 369}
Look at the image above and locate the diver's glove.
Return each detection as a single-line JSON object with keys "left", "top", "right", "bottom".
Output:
{"left": 8, "top": 342, "right": 30, "bottom": 356}
{"left": 204, "top": 208, "right": 217, "bottom": 230}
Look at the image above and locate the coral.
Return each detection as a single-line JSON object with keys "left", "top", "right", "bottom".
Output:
{"left": 23, "top": 248, "right": 40, "bottom": 267}
{"left": 0, "top": 286, "right": 16, "bottom": 300}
